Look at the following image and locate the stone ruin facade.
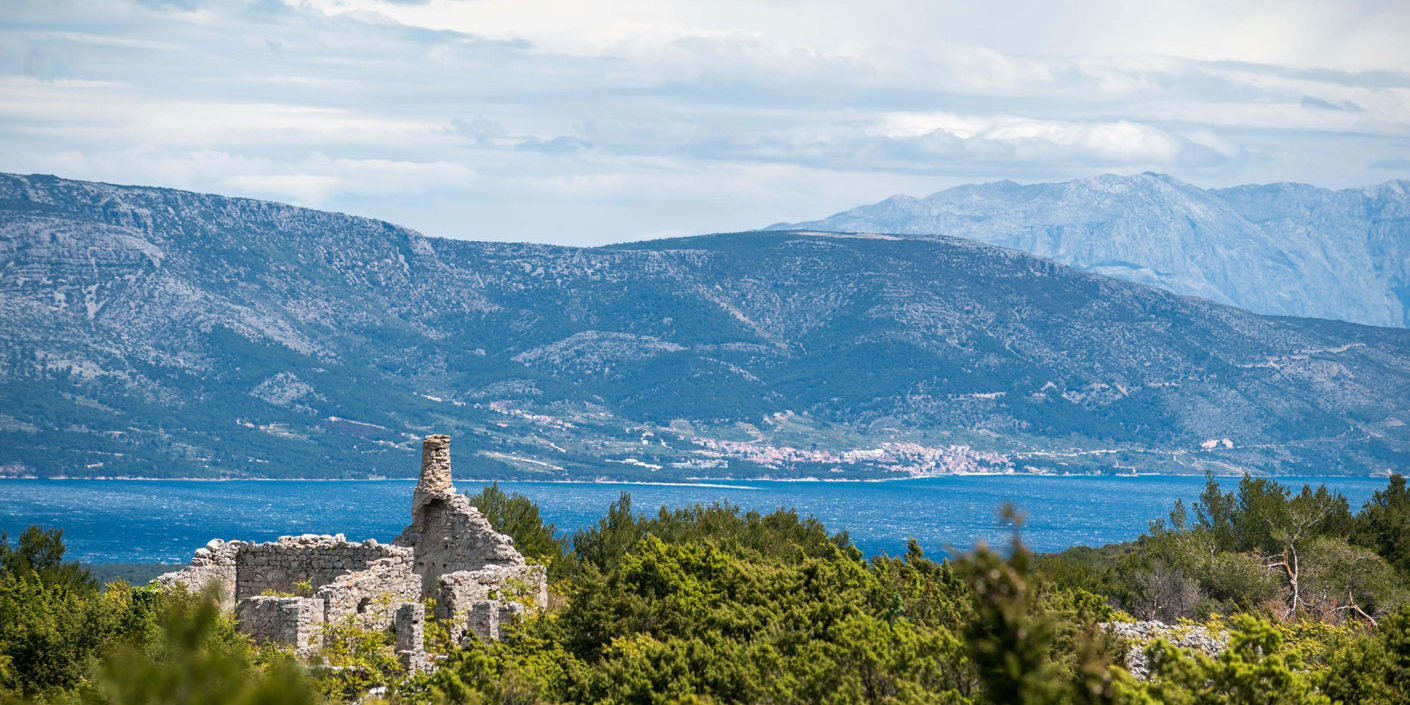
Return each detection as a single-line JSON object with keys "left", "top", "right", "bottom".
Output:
{"left": 157, "top": 434, "right": 546, "bottom": 666}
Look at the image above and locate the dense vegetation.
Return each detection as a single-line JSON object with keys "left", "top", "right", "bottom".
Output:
{"left": 4, "top": 475, "right": 1410, "bottom": 704}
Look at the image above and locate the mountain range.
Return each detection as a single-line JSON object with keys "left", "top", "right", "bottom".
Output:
{"left": 770, "top": 173, "right": 1410, "bottom": 328}
{"left": 1, "top": 173, "right": 1409, "bottom": 479}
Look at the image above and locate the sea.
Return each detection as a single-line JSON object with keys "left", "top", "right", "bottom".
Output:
{"left": 0, "top": 475, "right": 1393, "bottom": 564}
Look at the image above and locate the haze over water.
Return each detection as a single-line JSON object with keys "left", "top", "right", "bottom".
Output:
{"left": 0, "top": 476, "right": 1390, "bottom": 564}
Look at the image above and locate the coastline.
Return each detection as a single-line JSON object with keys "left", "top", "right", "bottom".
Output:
{"left": 0, "top": 470, "right": 1386, "bottom": 483}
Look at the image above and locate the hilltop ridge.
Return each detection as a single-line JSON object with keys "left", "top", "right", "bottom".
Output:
{"left": 2, "top": 173, "right": 1409, "bottom": 478}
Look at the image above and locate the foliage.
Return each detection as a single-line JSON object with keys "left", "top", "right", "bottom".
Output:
{"left": 1040, "top": 473, "right": 1410, "bottom": 626}
{"left": 465, "top": 483, "right": 567, "bottom": 576}
{"left": 0, "top": 524, "right": 321, "bottom": 704}
{"left": 88, "top": 594, "right": 318, "bottom": 705}
{"left": 1, "top": 527, "right": 94, "bottom": 593}
{"left": 316, "top": 617, "right": 404, "bottom": 702}
{"left": 1353, "top": 473, "right": 1410, "bottom": 577}
{"left": 434, "top": 503, "right": 977, "bottom": 704}
{"left": 1128, "top": 615, "right": 1332, "bottom": 704}
{"left": 956, "top": 510, "right": 1062, "bottom": 705}
{"left": 10, "top": 474, "right": 1410, "bottom": 703}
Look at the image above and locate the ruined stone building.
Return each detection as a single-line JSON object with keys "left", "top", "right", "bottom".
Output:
{"left": 156, "top": 435, "right": 546, "bottom": 665}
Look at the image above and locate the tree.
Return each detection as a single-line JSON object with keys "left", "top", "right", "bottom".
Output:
{"left": 1354, "top": 474, "right": 1410, "bottom": 577}
{"left": 1130, "top": 562, "right": 1200, "bottom": 622}
{"left": 1194, "top": 473, "right": 1239, "bottom": 551}
{"left": 466, "top": 482, "right": 567, "bottom": 573}
{"left": 1262, "top": 485, "right": 1354, "bottom": 619}
{"left": 957, "top": 506, "right": 1065, "bottom": 705}
{"left": 0, "top": 526, "right": 94, "bottom": 592}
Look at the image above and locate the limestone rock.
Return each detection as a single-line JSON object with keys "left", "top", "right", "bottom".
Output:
{"left": 1102, "top": 620, "right": 1228, "bottom": 680}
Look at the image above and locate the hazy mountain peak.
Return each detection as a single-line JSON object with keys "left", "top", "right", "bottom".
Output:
{"left": 771, "top": 173, "right": 1410, "bottom": 328}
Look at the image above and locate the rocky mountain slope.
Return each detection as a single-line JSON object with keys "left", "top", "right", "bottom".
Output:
{"left": 769, "top": 173, "right": 1410, "bottom": 328}
{"left": 2, "top": 173, "right": 1409, "bottom": 479}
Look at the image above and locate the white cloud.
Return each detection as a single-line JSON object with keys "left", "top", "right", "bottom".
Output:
{"left": 24, "top": 148, "right": 474, "bottom": 208}
{"left": 0, "top": 0, "right": 1407, "bottom": 245}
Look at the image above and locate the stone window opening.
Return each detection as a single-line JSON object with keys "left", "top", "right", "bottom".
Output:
{"left": 356, "top": 596, "right": 372, "bottom": 614}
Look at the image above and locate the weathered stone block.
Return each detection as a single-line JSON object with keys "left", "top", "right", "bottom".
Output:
{"left": 236, "top": 596, "right": 326, "bottom": 655}
{"left": 395, "top": 602, "right": 430, "bottom": 673}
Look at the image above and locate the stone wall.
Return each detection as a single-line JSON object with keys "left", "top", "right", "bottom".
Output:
{"left": 435, "top": 565, "right": 547, "bottom": 618}
{"left": 435, "top": 565, "right": 545, "bottom": 644}
{"left": 417, "top": 434, "right": 453, "bottom": 496}
{"left": 394, "top": 436, "right": 528, "bottom": 595}
{"left": 395, "top": 602, "right": 431, "bottom": 673}
{"left": 234, "top": 535, "right": 412, "bottom": 601}
{"left": 465, "top": 601, "right": 523, "bottom": 642}
{"left": 156, "top": 433, "right": 548, "bottom": 662}
{"left": 236, "top": 596, "right": 326, "bottom": 656}
{"left": 155, "top": 539, "right": 245, "bottom": 610}
{"left": 316, "top": 557, "right": 420, "bottom": 629}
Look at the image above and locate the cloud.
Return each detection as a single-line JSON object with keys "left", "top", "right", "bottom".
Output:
{"left": 1, "top": 0, "right": 1409, "bottom": 245}
{"left": 449, "top": 116, "right": 589, "bottom": 153}
{"left": 219, "top": 154, "right": 475, "bottom": 205}
{"left": 1300, "top": 95, "right": 1365, "bottom": 112}
{"left": 1370, "top": 157, "right": 1410, "bottom": 171}
{"left": 515, "top": 136, "right": 591, "bottom": 155}
{"left": 450, "top": 115, "right": 508, "bottom": 145}
{"left": 22, "top": 147, "right": 474, "bottom": 208}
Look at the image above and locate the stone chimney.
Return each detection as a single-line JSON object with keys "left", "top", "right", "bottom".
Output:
{"left": 419, "top": 434, "right": 454, "bottom": 493}
{"left": 412, "top": 434, "right": 454, "bottom": 513}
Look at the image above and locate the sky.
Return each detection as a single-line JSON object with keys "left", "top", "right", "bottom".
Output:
{"left": 2, "top": 0, "right": 1409, "bottom": 246}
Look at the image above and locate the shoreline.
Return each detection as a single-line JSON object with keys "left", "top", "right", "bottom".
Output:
{"left": 0, "top": 471, "right": 1388, "bottom": 483}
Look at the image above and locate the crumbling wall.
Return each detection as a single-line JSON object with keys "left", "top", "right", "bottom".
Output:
{"left": 437, "top": 596, "right": 525, "bottom": 645}
{"left": 234, "top": 535, "right": 412, "bottom": 601}
{"left": 417, "top": 434, "right": 454, "bottom": 496}
{"left": 394, "top": 436, "right": 528, "bottom": 594}
{"left": 435, "top": 565, "right": 545, "bottom": 644}
{"left": 395, "top": 602, "right": 431, "bottom": 673}
{"left": 159, "top": 433, "right": 548, "bottom": 660}
{"left": 155, "top": 539, "right": 245, "bottom": 610}
{"left": 435, "top": 565, "right": 547, "bottom": 618}
{"left": 316, "top": 556, "right": 420, "bottom": 629}
{"left": 236, "top": 596, "right": 326, "bottom": 656}
{"left": 465, "top": 601, "right": 523, "bottom": 642}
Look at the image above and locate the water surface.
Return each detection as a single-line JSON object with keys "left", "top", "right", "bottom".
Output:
{"left": 0, "top": 475, "right": 1390, "bottom": 564}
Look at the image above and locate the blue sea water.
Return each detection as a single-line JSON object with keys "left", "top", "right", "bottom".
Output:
{"left": 0, "top": 476, "right": 1393, "bottom": 564}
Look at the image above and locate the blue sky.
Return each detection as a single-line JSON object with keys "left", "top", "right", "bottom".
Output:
{"left": 3, "top": 0, "right": 1408, "bottom": 245}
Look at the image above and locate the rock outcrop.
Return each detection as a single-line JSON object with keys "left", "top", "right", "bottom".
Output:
{"left": 1102, "top": 620, "right": 1228, "bottom": 680}
{"left": 156, "top": 434, "right": 546, "bottom": 665}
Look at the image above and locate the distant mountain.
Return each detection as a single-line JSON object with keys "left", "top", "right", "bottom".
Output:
{"left": 769, "top": 173, "right": 1410, "bottom": 328}
{"left": 2, "top": 173, "right": 1409, "bottom": 479}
